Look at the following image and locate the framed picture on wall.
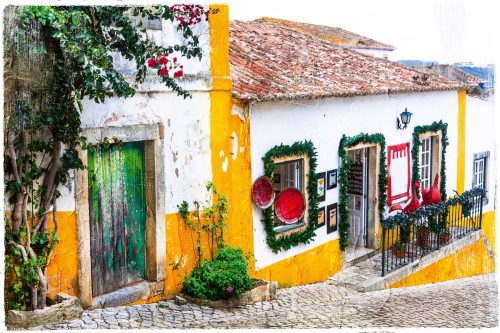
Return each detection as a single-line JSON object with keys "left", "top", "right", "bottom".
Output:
{"left": 327, "top": 203, "right": 338, "bottom": 234}
{"left": 317, "top": 206, "right": 326, "bottom": 228}
{"left": 327, "top": 169, "right": 337, "bottom": 189}
{"left": 316, "top": 172, "right": 326, "bottom": 202}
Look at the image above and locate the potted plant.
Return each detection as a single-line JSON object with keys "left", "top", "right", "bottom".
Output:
{"left": 416, "top": 224, "right": 431, "bottom": 249}
{"left": 439, "top": 228, "right": 451, "bottom": 244}
{"left": 391, "top": 240, "right": 407, "bottom": 259}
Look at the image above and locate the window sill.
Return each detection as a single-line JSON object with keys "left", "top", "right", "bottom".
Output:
{"left": 274, "top": 220, "right": 306, "bottom": 234}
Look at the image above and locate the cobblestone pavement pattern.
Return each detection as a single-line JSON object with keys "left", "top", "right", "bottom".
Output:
{"left": 43, "top": 274, "right": 498, "bottom": 329}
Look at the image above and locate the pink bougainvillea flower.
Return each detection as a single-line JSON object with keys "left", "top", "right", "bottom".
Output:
{"left": 159, "top": 67, "right": 169, "bottom": 76}
{"left": 147, "top": 58, "right": 156, "bottom": 68}
{"left": 158, "top": 56, "right": 168, "bottom": 65}
{"left": 226, "top": 286, "right": 234, "bottom": 293}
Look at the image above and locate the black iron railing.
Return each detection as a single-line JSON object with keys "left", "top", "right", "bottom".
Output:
{"left": 381, "top": 188, "right": 485, "bottom": 276}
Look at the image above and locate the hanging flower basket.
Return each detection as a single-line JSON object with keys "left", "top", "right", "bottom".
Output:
{"left": 252, "top": 176, "right": 275, "bottom": 209}
{"left": 274, "top": 187, "right": 306, "bottom": 224}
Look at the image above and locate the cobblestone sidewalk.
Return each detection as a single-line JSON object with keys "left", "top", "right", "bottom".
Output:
{"left": 43, "top": 273, "right": 498, "bottom": 329}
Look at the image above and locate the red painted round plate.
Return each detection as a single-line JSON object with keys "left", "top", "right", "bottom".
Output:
{"left": 252, "top": 176, "right": 275, "bottom": 209}
{"left": 274, "top": 187, "right": 306, "bottom": 224}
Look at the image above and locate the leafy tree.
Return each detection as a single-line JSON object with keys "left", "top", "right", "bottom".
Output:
{"left": 4, "top": 4, "right": 211, "bottom": 310}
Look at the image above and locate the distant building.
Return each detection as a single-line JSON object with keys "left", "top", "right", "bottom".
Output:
{"left": 412, "top": 64, "right": 493, "bottom": 99}
{"left": 255, "top": 17, "right": 396, "bottom": 59}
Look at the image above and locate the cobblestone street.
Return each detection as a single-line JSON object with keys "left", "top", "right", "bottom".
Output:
{"left": 42, "top": 273, "right": 498, "bottom": 329}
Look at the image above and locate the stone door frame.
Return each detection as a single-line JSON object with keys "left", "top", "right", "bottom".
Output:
{"left": 75, "top": 123, "right": 166, "bottom": 308}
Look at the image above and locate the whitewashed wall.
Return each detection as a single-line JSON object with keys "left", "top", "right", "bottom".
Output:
{"left": 56, "top": 11, "right": 213, "bottom": 213}
{"left": 464, "top": 95, "right": 496, "bottom": 212}
{"left": 250, "top": 90, "right": 462, "bottom": 269}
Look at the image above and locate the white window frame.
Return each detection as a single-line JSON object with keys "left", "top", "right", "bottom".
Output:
{"left": 472, "top": 151, "right": 489, "bottom": 204}
{"left": 474, "top": 158, "right": 485, "bottom": 189}
{"left": 420, "top": 136, "right": 433, "bottom": 189}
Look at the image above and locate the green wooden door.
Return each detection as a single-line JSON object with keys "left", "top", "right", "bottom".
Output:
{"left": 88, "top": 141, "right": 147, "bottom": 296}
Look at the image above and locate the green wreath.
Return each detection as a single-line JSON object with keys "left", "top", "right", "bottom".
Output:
{"left": 338, "top": 133, "right": 388, "bottom": 251}
{"left": 261, "top": 140, "right": 318, "bottom": 253}
{"left": 411, "top": 121, "right": 449, "bottom": 200}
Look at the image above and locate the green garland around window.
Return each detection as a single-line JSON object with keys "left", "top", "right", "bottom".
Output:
{"left": 262, "top": 140, "right": 318, "bottom": 253}
{"left": 411, "top": 121, "right": 449, "bottom": 200}
{"left": 338, "top": 133, "right": 388, "bottom": 251}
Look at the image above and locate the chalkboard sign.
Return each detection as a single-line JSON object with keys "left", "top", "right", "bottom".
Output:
{"left": 348, "top": 162, "right": 364, "bottom": 195}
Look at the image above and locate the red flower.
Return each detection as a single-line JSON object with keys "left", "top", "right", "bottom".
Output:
{"left": 173, "top": 57, "right": 177, "bottom": 62}
{"left": 164, "top": 52, "right": 169, "bottom": 57}
{"left": 147, "top": 58, "right": 156, "bottom": 68}
{"left": 174, "top": 70, "right": 183, "bottom": 78}
{"left": 159, "top": 67, "right": 169, "bottom": 76}
{"left": 158, "top": 56, "right": 168, "bottom": 65}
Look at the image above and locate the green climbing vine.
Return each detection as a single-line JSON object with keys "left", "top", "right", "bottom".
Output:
{"left": 411, "top": 121, "right": 449, "bottom": 200}
{"left": 381, "top": 187, "right": 485, "bottom": 229}
{"left": 261, "top": 140, "right": 318, "bottom": 253}
{"left": 4, "top": 5, "right": 211, "bottom": 311}
{"left": 338, "top": 133, "right": 388, "bottom": 251}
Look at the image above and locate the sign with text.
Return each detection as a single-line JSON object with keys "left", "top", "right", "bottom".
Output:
{"left": 347, "top": 162, "right": 364, "bottom": 195}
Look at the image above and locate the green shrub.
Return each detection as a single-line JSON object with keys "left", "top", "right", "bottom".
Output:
{"left": 183, "top": 245, "right": 252, "bottom": 301}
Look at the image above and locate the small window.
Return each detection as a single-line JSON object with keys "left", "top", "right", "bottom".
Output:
{"left": 419, "top": 134, "right": 440, "bottom": 190}
{"left": 474, "top": 158, "right": 485, "bottom": 189}
{"left": 420, "top": 136, "right": 433, "bottom": 189}
{"left": 472, "top": 151, "right": 489, "bottom": 202}
{"left": 272, "top": 158, "right": 305, "bottom": 229}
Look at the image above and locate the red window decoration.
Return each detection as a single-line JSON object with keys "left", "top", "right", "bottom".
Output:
{"left": 274, "top": 188, "right": 306, "bottom": 224}
{"left": 251, "top": 176, "right": 275, "bottom": 209}
{"left": 387, "top": 142, "right": 411, "bottom": 205}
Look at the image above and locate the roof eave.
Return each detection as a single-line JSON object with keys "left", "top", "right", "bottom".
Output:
{"left": 232, "top": 84, "right": 468, "bottom": 104}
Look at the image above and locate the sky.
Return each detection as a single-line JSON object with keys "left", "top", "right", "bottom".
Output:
{"left": 224, "top": 0, "right": 497, "bottom": 66}
{"left": 3, "top": 0, "right": 497, "bottom": 65}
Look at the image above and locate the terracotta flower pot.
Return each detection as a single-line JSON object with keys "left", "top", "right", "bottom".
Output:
{"left": 439, "top": 232, "right": 451, "bottom": 244}
{"left": 416, "top": 227, "right": 431, "bottom": 249}
{"left": 391, "top": 245, "right": 406, "bottom": 258}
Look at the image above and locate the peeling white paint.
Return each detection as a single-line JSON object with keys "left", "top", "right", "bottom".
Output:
{"left": 231, "top": 103, "right": 247, "bottom": 121}
{"left": 222, "top": 157, "right": 229, "bottom": 173}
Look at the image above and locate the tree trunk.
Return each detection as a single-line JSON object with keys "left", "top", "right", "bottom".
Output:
{"left": 37, "top": 268, "right": 48, "bottom": 309}
{"left": 30, "top": 285, "right": 38, "bottom": 311}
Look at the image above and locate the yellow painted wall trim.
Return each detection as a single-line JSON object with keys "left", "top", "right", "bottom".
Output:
{"left": 388, "top": 237, "right": 495, "bottom": 289}
{"left": 212, "top": 77, "right": 232, "bottom": 91}
{"left": 209, "top": 5, "right": 230, "bottom": 81}
{"left": 456, "top": 89, "right": 466, "bottom": 194}
{"left": 209, "top": 3, "right": 255, "bottom": 270}
{"left": 253, "top": 239, "right": 343, "bottom": 288}
{"left": 389, "top": 211, "right": 495, "bottom": 289}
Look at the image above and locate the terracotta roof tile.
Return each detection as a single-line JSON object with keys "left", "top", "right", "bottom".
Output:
{"left": 229, "top": 20, "right": 467, "bottom": 102}
{"left": 257, "top": 17, "right": 396, "bottom": 51}
{"left": 413, "top": 64, "right": 482, "bottom": 85}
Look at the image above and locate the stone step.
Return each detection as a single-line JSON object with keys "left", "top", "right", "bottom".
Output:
{"left": 343, "top": 247, "right": 377, "bottom": 268}
{"left": 330, "top": 230, "right": 483, "bottom": 292}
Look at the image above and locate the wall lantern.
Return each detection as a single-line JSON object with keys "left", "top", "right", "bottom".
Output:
{"left": 396, "top": 108, "right": 413, "bottom": 130}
